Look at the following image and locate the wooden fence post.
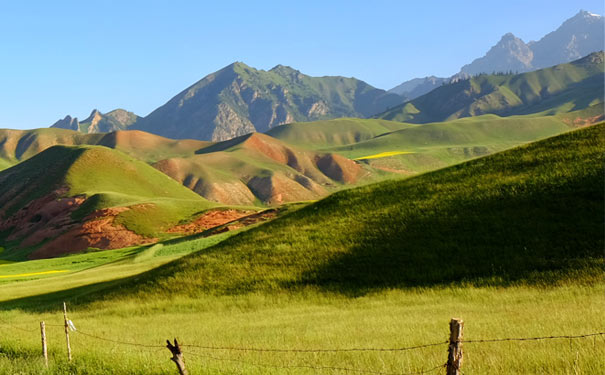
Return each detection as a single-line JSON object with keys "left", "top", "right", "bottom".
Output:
{"left": 166, "top": 338, "right": 188, "bottom": 375}
{"left": 63, "top": 302, "right": 72, "bottom": 362}
{"left": 40, "top": 321, "right": 48, "bottom": 367}
{"left": 446, "top": 318, "right": 464, "bottom": 375}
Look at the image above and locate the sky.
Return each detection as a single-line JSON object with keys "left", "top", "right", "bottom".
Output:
{"left": 0, "top": 0, "right": 603, "bottom": 129}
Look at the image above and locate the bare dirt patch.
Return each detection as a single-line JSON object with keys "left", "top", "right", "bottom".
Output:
{"left": 30, "top": 207, "right": 156, "bottom": 259}
{"left": 167, "top": 209, "right": 255, "bottom": 235}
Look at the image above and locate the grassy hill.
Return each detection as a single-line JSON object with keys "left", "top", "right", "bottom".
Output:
{"left": 329, "top": 114, "right": 575, "bottom": 173}
{"left": 268, "top": 114, "right": 582, "bottom": 175}
{"left": 0, "top": 128, "right": 212, "bottom": 171}
{"left": 99, "top": 122, "right": 604, "bottom": 298}
{"left": 265, "top": 117, "right": 414, "bottom": 150}
{"left": 0, "top": 145, "right": 217, "bottom": 258}
{"left": 378, "top": 52, "right": 604, "bottom": 123}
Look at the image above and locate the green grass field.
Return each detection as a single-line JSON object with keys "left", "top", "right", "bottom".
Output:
{"left": 0, "top": 125, "right": 602, "bottom": 374}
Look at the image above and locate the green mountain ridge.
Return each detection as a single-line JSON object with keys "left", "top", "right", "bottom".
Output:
{"left": 379, "top": 52, "right": 604, "bottom": 123}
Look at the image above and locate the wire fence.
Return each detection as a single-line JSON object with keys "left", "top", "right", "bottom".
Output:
{"left": 0, "top": 312, "right": 603, "bottom": 375}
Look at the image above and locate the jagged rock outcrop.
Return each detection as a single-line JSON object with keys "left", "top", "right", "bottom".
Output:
{"left": 51, "top": 115, "right": 80, "bottom": 131}
{"left": 50, "top": 109, "right": 140, "bottom": 133}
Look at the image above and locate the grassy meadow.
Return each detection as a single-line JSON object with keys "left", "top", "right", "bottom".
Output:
{"left": 0, "top": 124, "right": 603, "bottom": 374}
{"left": 0, "top": 284, "right": 603, "bottom": 374}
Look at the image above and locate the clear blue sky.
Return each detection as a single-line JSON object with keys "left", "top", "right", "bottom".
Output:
{"left": 0, "top": 0, "right": 603, "bottom": 129}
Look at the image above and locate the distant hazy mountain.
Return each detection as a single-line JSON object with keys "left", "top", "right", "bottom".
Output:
{"left": 51, "top": 109, "right": 140, "bottom": 133}
{"left": 378, "top": 52, "right": 604, "bottom": 123}
{"left": 388, "top": 76, "right": 447, "bottom": 100}
{"left": 132, "top": 62, "right": 404, "bottom": 141}
{"left": 391, "top": 10, "right": 603, "bottom": 97}
{"left": 530, "top": 10, "right": 605, "bottom": 69}
{"left": 460, "top": 10, "right": 603, "bottom": 76}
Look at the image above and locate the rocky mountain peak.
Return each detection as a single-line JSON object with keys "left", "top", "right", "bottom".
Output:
{"left": 459, "top": 32, "right": 533, "bottom": 75}
{"left": 574, "top": 10, "right": 602, "bottom": 20}
{"left": 83, "top": 109, "right": 102, "bottom": 123}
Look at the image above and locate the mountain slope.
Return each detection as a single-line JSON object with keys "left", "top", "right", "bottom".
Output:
{"left": 0, "top": 145, "right": 216, "bottom": 258}
{"left": 98, "top": 123, "right": 604, "bottom": 298}
{"left": 378, "top": 52, "right": 604, "bottom": 124}
{"left": 132, "top": 62, "right": 404, "bottom": 141}
{"left": 51, "top": 109, "right": 140, "bottom": 133}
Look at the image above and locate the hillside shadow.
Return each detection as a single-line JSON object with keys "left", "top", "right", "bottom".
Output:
{"left": 294, "top": 175, "right": 604, "bottom": 296}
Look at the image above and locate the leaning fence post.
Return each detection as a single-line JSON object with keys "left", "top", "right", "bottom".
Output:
{"left": 40, "top": 321, "right": 48, "bottom": 367}
{"left": 446, "top": 318, "right": 464, "bottom": 375}
{"left": 63, "top": 302, "right": 72, "bottom": 362}
{"left": 166, "top": 338, "right": 188, "bottom": 375}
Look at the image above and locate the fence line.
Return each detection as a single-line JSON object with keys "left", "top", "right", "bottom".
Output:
{"left": 1, "top": 312, "right": 604, "bottom": 375}
{"left": 463, "top": 332, "right": 605, "bottom": 344}
{"left": 180, "top": 340, "right": 448, "bottom": 353}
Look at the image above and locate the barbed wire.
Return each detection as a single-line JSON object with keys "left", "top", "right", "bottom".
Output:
{"left": 183, "top": 350, "right": 446, "bottom": 375}
{"left": 0, "top": 318, "right": 38, "bottom": 332}
{"left": 463, "top": 332, "right": 605, "bottom": 344}
{"left": 74, "top": 330, "right": 164, "bottom": 348}
{"left": 181, "top": 340, "right": 448, "bottom": 353}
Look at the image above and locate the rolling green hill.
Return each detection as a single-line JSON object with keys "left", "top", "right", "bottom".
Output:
{"left": 378, "top": 52, "right": 604, "bottom": 123}
{"left": 265, "top": 117, "right": 414, "bottom": 150}
{"left": 328, "top": 114, "right": 576, "bottom": 173}
{"left": 267, "top": 113, "right": 584, "bottom": 175}
{"left": 0, "top": 145, "right": 217, "bottom": 259}
{"left": 100, "top": 123, "right": 603, "bottom": 298}
{"left": 0, "top": 128, "right": 212, "bottom": 171}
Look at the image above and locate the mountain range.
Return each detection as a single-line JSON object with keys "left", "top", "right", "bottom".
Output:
{"left": 389, "top": 10, "right": 603, "bottom": 99}
{"left": 46, "top": 11, "right": 601, "bottom": 143}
